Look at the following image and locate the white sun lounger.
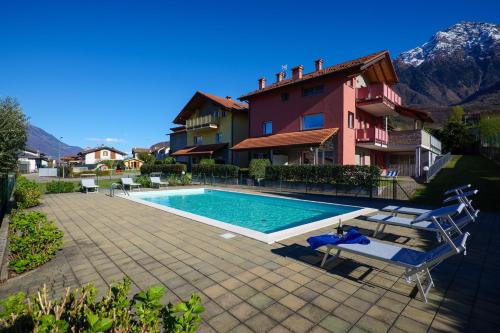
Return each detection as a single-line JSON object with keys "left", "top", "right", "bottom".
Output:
{"left": 150, "top": 176, "right": 168, "bottom": 188}
{"left": 368, "top": 203, "right": 475, "bottom": 238}
{"left": 319, "top": 204, "right": 469, "bottom": 303}
{"left": 81, "top": 179, "right": 99, "bottom": 193}
{"left": 121, "top": 177, "right": 141, "bottom": 190}
{"left": 382, "top": 185, "right": 477, "bottom": 216}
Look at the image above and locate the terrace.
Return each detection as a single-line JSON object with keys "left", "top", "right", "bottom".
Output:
{"left": 1, "top": 190, "right": 498, "bottom": 333}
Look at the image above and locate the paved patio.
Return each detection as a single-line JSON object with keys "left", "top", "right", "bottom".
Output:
{"left": 1, "top": 189, "right": 498, "bottom": 332}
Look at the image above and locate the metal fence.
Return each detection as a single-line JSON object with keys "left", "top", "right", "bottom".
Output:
{"left": 426, "top": 152, "right": 452, "bottom": 183}
{"left": 0, "top": 173, "right": 16, "bottom": 219}
{"left": 191, "top": 173, "right": 420, "bottom": 201}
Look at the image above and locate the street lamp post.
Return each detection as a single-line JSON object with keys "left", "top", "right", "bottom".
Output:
{"left": 59, "top": 137, "right": 64, "bottom": 179}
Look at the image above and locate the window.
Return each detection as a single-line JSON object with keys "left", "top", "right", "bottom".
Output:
{"left": 102, "top": 151, "right": 108, "bottom": 157}
{"left": 302, "top": 114, "right": 324, "bottom": 130}
{"left": 302, "top": 85, "right": 324, "bottom": 96}
{"left": 215, "top": 133, "right": 223, "bottom": 143}
{"left": 213, "top": 111, "right": 221, "bottom": 118}
{"left": 194, "top": 136, "right": 203, "bottom": 145}
{"left": 281, "top": 93, "right": 289, "bottom": 101}
{"left": 348, "top": 112, "right": 354, "bottom": 129}
{"left": 263, "top": 121, "right": 273, "bottom": 135}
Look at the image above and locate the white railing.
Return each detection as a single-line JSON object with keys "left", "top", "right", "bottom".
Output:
{"left": 426, "top": 152, "right": 451, "bottom": 183}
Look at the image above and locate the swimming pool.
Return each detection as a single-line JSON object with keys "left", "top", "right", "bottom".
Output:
{"left": 121, "top": 188, "right": 374, "bottom": 243}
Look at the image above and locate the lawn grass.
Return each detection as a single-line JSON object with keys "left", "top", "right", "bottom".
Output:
{"left": 412, "top": 154, "right": 500, "bottom": 211}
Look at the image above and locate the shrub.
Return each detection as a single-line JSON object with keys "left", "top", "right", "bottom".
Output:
{"left": 8, "top": 209, "right": 64, "bottom": 274}
{"left": 180, "top": 173, "right": 192, "bottom": 185}
{"left": 138, "top": 152, "right": 156, "bottom": 165}
{"left": 249, "top": 159, "right": 271, "bottom": 180}
{"left": 0, "top": 278, "right": 204, "bottom": 332}
{"left": 265, "top": 165, "right": 381, "bottom": 187}
{"left": 163, "top": 156, "right": 176, "bottom": 164}
{"left": 199, "top": 158, "right": 215, "bottom": 166}
{"left": 192, "top": 164, "right": 239, "bottom": 178}
{"left": 167, "top": 175, "right": 179, "bottom": 186}
{"left": 45, "top": 181, "right": 76, "bottom": 193}
{"left": 13, "top": 176, "right": 42, "bottom": 208}
{"left": 140, "top": 164, "right": 187, "bottom": 176}
{"left": 135, "top": 175, "right": 152, "bottom": 187}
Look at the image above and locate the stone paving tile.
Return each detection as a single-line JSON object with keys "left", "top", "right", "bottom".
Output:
{"left": 2, "top": 192, "right": 498, "bottom": 333}
{"left": 245, "top": 313, "right": 277, "bottom": 333}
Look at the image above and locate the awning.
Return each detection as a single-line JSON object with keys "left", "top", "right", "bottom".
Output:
{"left": 171, "top": 143, "right": 227, "bottom": 156}
{"left": 232, "top": 128, "right": 338, "bottom": 151}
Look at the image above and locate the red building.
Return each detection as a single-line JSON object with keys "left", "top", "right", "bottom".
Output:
{"left": 233, "top": 51, "right": 441, "bottom": 177}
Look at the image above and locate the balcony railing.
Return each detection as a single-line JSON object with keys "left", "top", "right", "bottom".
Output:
{"left": 185, "top": 114, "right": 219, "bottom": 130}
{"left": 355, "top": 127, "right": 388, "bottom": 144}
{"left": 389, "top": 129, "right": 442, "bottom": 152}
{"left": 356, "top": 83, "right": 401, "bottom": 105}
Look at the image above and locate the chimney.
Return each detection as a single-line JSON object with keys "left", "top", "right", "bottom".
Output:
{"left": 315, "top": 58, "right": 323, "bottom": 71}
{"left": 226, "top": 96, "right": 232, "bottom": 100}
{"left": 276, "top": 72, "right": 284, "bottom": 83}
{"left": 258, "top": 77, "right": 266, "bottom": 89}
{"left": 292, "top": 65, "right": 303, "bottom": 80}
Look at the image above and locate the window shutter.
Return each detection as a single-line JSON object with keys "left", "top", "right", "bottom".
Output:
{"left": 95, "top": 150, "right": 101, "bottom": 159}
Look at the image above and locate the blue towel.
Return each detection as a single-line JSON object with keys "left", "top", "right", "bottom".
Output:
{"left": 307, "top": 228, "right": 370, "bottom": 250}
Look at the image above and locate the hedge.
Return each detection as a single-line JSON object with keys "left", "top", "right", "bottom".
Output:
{"left": 45, "top": 180, "right": 76, "bottom": 193}
{"left": 140, "top": 164, "right": 186, "bottom": 175}
{"left": 192, "top": 164, "right": 239, "bottom": 178}
{"left": 265, "top": 165, "right": 381, "bottom": 187}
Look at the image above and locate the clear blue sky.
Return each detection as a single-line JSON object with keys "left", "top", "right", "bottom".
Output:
{"left": 1, "top": 0, "right": 499, "bottom": 154}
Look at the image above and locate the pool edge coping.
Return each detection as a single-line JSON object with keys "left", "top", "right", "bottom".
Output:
{"left": 117, "top": 188, "right": 377, "bottom": 244}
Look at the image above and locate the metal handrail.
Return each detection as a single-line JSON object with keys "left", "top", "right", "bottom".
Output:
{"left": 426, "top": 153, "right": 452, "bottom": 183}
{"left": 110, "top": 183, "right": 129, "bottom": 197}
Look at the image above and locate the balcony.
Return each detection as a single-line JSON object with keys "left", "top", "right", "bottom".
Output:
{"left": 388, "top": 129, "right": 442, "bottom": 153}
{"left": 185, "top": 114, "right": 219, "bottom": 131}
{"left": 355, "top": 127, "right": 388, "bottom": 148}
{"left": 356, "top": 83, "right": 401, "bottom": 116}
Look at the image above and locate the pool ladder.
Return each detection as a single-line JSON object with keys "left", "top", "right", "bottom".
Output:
{"left": 110, "top": 183, "right": 129, "bottom": 197}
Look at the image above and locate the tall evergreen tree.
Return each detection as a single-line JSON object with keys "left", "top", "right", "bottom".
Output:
{"left": 0, "top": 97, "right": 28, "bottom": 172}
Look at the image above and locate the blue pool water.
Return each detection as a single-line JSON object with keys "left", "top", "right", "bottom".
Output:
{"left": 135, "top": 189, "right": 360, "bottom": 234}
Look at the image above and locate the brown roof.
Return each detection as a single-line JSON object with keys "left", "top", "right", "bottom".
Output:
{"left": 239, "top": 50, "right": 397, "bottom": 100}
{"left": 232, "top": 128, "right": 339, "bottom": 151}
{"left": 171, "top": 143, "right": 228, "bottom": 156}
{"left": 395, "top": 105, "right": 434, "bottom": 123}
{"left": 174, "top": 91, "right": 248, "bottom": 125}
{"left": 82, "top": 146, "right": 126, "bottom": 156}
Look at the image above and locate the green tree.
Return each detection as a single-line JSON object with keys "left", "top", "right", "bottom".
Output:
{"left": 138, "top": 152, "right": 156, "bottom": 165}
{"left": 449, "top": 106, "right": 465, "bottom": 123}
{"left": 0, "top": 97, "right": 28, "bottom": 172}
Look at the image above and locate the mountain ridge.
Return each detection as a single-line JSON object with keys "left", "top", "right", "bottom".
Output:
{"left": 27, "top": 124, "right": 82, "bottom": 158}
{"left": 393, "top": 21, "right": 500, "bottom": 122}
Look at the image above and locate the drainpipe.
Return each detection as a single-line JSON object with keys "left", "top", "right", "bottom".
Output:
{"left": 415, "top": 147, "right": 421, "bottom": 177}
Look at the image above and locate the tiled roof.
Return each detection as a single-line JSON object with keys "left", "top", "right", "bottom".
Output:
{"left": 239, "top": 51, "right": 389, "bottom": 100}
{"left": 173, "top": 91, "right": 248, "bottom": 125}
{"left": 171, "top": 143, "right": 228, "bottom": 156}
{"left": 82, "top": 146, "right": 126, "bottom": 156}
{"left": 232, "top": 128, "right": 339, "bottom": 151}
{"left": 198, "top": 92, "right": 248, "bottom": 111}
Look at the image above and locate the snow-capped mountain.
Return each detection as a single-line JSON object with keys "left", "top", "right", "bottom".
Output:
{"left": 399, "top": 22, "right": 499, "bottom": 67}
{"left": 394, "top": 22, "right": 500, "bottom": 120}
